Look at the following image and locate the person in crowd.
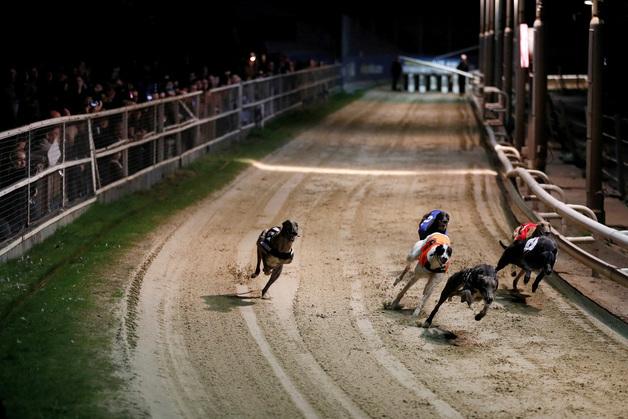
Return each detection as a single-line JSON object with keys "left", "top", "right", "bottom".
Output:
{"left": 456, "top": 54, "right": 470, "bottom": 95}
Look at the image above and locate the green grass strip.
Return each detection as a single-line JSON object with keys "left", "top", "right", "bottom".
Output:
{"left": 0, "top": 91, "right": 362, "bottom": 418}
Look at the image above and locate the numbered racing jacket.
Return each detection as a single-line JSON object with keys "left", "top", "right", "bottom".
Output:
{"left": 258, "top": 227, "right": 294, "bottom": 262}
{"left": 418, "top": 232, "right": 451, "bottom": 273}
{"left": 418, "top": 209, "right": 448, "bottom": 240}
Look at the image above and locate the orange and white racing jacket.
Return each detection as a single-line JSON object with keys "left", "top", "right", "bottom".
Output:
{"left": 418, "top": 232, "right": 451, "bottom": 273}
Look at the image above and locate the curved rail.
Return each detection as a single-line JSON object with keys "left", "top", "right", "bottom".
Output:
{"left": 470, "top": 91, "right": 628, "bottom": 283}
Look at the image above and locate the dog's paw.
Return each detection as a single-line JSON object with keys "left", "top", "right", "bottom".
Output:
{"left": 474, "top": 313, "right": 485, "bottom": 321}
{"left": 383, "top": 301, "right": 400, "bottom": 310}
{"left": 419, "top": 320, "right": 432, "bottom": 328}
{"left": 250, "top": 272, "right": 259, "bottom": 279}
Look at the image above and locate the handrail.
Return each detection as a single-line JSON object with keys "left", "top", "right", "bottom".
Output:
{"left": 470, "top": 89, "right": 628, "bottom": 282}
{"left": 508, "top": 168, "right": 628, "bottom": 247}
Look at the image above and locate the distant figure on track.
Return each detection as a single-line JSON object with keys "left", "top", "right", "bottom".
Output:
{"left": 456, "top": 54, "right": 469, "bottom": 95}
{"left": 391, "top": 57, "right": 402, "bottom": 91}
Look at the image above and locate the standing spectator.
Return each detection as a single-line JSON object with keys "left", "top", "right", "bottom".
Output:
{"left": 456, "top": 54, "right": 470, "bottom": 95}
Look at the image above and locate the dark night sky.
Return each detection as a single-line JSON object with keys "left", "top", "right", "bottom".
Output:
{"left": 1, "top": 0, "right": 625, "bottom": 76}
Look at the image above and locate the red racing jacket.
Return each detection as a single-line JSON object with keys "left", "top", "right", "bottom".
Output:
{"left": 513, "top": 223, "right": 538, "bottom": 242}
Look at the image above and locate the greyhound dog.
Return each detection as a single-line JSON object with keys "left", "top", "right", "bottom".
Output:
{"left": 423, "top": 264, "right": 498, "bottom": 327}
{"left": 251, "top": 219, "right": 299, "bottom": 297}
{"left": 418, "top": 209, "right": 450, "bottom": 240}
{"left": 387, "top": 232, "right": 453, "bottom": 316}
{"left": 496, "top": 235, "right": 558, "bottom": 292}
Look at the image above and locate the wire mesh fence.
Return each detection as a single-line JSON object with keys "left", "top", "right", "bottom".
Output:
{"left": 0, "top": 65, "right": 342, "bottom": 254}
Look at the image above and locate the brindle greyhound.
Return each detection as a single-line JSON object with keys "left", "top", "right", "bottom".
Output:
{"left": 251, "top": 220, "right": 299, "bottom": 297}
{"left": 423, "top": 264, "right": 498, "bottom": 327}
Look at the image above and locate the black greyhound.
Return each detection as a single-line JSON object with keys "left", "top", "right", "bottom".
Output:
{"left": 496, "top": 235, "right": 558, "bottom": 292}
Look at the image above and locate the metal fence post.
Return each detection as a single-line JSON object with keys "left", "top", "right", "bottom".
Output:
{"left": 479, "top": 0, "right": 485, "bottom": 76}
{"left": 503, "top": 0, "right": 513, "bottom": 130}
{"left": 157, "top": 103, "right": 165, "bottom": 162}
{"left": 514, "top": 0, "right": 528, "bottom": 151}
{"left": 238, "top": 83, "right": 243, "bottom": 136}
{"left": 27, "top": 131, "right": 32, "bottom": 225}
{"left": 62, "top": 123, "right": 67, "bottom": 208}
{"left": 586, "top": 0, "right": 605, "bottom": 223}
{"left": 122, "top": 111, "right": 129, "bottom": 177}
{"left": 494, "top": 0, "right": 504, "bottom": 90}
{"left": 529, "top": 0, "right": 547, "bottom": 171}
{"left": 175, "top": 102, "right": 182, "bottom": 158}
{"left": 614, "top": 114, "right": 624, "bottom": 199}
{"left": 195, "top": 95, "right": 201, "bottom": 146}
{"left": 87, "top": 118, "right": 100, "bottom": 192}
{"left": 486, "top": 0, "right": 495, "bottom": 86}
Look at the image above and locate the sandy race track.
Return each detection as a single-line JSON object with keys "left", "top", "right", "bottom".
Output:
{"left": 119, "top": 90, "right": 628, "bottom": 418}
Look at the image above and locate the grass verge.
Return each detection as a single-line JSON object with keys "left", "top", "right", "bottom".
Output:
{"left": 0, "top": 91, "right": 362, "bottom": 418}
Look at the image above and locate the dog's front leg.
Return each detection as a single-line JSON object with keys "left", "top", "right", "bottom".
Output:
{"left": 261, "top": 265, "right": 283, "bottom": 298}
{"left": 475, "top": 290, "right": 495, "bottom": 321}
{"left": 475, "top": 300, "right": 492, "bottom": 321}
{"left": 251, "top": 247, "right": 262, "bottom": 278}
{"left": 424, "top": 284, "right": 456, "bottom": 327}
{"left": 393, "top": 264, "right": 411, "bottom": 286}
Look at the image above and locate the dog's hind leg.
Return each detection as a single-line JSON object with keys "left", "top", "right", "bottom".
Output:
{"left": 388, "top": 273, "right": 419, "bottom": 310}
{"left": 261, "top": 265, "right": 283, "bottom": 298}
{"left": 251, "top": 248, "right": 262, "bottom": 278}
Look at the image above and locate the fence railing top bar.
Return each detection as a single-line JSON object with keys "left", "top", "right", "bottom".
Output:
{"left": 0, "top": 90, "right": 201, "bottom": 141}
{"left": 240, "top": 64, "right": 341, "bottom": 87}
{"left": 207, "top": 84, "right": 241, "bottom": 94}
{"left": 512, "top": 167, "right": 628, "bottom": 248}
{"left": 0, "top": 65, "right": 342, "bottom": 142}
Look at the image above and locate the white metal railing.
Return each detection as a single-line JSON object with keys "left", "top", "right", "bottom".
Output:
{"left": 0, "top": 65, "right": 342, "bottom": 259}
{"left": 470, "top": 90, "right": 628, "bottom": 283}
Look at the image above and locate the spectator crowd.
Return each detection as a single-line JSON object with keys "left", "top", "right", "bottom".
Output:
{"left": 1, "top": 53, "right": 322, "bottom": 132}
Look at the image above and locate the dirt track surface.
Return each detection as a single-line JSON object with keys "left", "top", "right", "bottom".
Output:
{"left": 121, "top": 90, "right": 628, "bottom": 418}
